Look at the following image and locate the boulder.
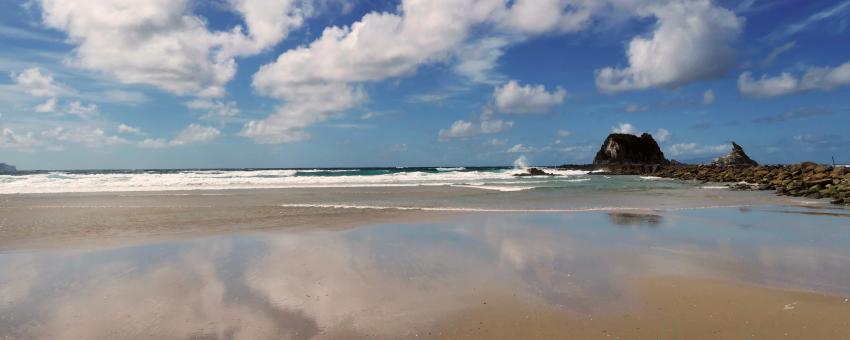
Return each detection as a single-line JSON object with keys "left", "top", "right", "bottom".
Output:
{"left": 0, "top": 163, "right": 16, "bottom": 173}
{"left": 592, "top": 133, "right": 669, "bottom": 165}
{"left": 711, "top": 142, "right": 758, "bottom": 166}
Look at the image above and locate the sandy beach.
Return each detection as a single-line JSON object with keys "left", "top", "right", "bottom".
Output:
{"left": 2, "top": 185, "right": 849, "bottom": 339}
{"left": 0, "top": 184, "right": 818, "bottom": 248}
{"left": 430, "top": 276, "right": 850, "bottom": 340}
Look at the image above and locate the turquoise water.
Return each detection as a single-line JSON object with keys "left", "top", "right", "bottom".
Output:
{"left": 0, "top": 166, "right": 698, "bottom": 194}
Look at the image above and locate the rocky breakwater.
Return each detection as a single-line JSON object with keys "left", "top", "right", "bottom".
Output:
{"left": 579, "top": 162, "right": 849, "bottom": 206}
{"left": 561, "top": 135, "right": 850, "bottom": 205}
{"left": 569, "top": 162, "right": 850, "bottom": 205}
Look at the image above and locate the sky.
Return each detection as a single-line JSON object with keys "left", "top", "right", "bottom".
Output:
{"left": 0, "top": 0, "right": 849, "bottom": 170}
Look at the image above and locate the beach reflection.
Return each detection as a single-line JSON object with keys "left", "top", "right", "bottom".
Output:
{"left": 1, "top": 206, "right": 850, "bottom": 339}
{"left": 607, "top": 212, "right": 664, "bottom": 227}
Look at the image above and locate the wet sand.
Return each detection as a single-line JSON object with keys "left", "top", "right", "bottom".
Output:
{"left": 432, "top": 276, "right": 850, "bottom": 340}
{"left": 0, "top": 185, "right": 825, "bottom": 249}
{"left": 2, "top": 187, "right": 850, "bottom": 339}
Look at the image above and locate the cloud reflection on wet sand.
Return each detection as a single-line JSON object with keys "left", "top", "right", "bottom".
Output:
{"left": 1, "top": 207, "right": 850, "bottom": 338}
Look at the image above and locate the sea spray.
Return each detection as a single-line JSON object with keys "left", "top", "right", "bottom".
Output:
{"left": 513, "top": 156, "right": 528, "bottom": 169}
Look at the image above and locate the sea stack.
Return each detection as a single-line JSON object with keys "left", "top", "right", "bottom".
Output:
{"left": 0, "top": 163, "right": 16, "bottom": 173}
{"left": 711, "top": 142, "right": 758, "bottom": 166}
{"left": 592, "top": 133, "right": 669, "bottom": 165}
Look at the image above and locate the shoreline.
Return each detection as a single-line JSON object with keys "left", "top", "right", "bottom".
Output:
{"left": 0, "top": 185, "right": 831, "bottom": 250}
{"left": 561, "top": 162, "right": 850, "bottom": 205}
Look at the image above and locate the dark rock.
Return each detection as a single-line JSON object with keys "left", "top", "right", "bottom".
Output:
{"left": 514, "top": 168, "right": 558, "bottom": 177}
{"left": 711, "top": 142, "right": 758, "bottom": 166}
{"left": 592, "top": 133, "right": 668, "bottom": 165}
{"left": 0, "top": 163, "right": 16, "bottom": 173}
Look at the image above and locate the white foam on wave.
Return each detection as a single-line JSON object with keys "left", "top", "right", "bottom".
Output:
{"left": 450, "top": 184, "right": 535, "bottom": 192}
{"left": 436, "top": 167, "right": 466, "bottom": 171}
{"left": 280, "top": 203, "right": 650, "bottom": 212}
{"left": 295, "top": 169, "right": 359, "bottom": 173}
{"left": 0, "top": 168, "right": 591, "bottom": 194}
{"left": 280, "top": 203, "right": 751, "bottom": 213}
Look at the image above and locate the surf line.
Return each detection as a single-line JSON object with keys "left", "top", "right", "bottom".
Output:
{"left": 279, "top": 203, "right": 750, "bottom": 213}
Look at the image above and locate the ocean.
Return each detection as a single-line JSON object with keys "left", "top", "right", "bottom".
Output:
{"left": 0, "top": 166, "right": 696, "bottom": 194}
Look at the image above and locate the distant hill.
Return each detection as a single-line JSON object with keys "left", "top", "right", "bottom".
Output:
{"left": 0, "top": 163, "right": 17, "bottom": 173}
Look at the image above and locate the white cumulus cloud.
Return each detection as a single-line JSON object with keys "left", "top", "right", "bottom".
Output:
{"left": 738, "top": 60, "right": 850, "bottom": 98}
{"left": 507, "top": 144, "right": 534, "bottom": 153}
{"left": 0, "top": 127, "right": 39, "bottom": 149}
{"left": 170, "top": 124, "right": 220, "bottom": 146}
{"left": 138, "top": 138, "right": 169, "bottom": 149}
{"left": 140, "top": 124, "right": 220, "bottom": 148}
{"left": 186, "top": 99, "right": 241, "bottom": 122}
{"left": 654, "top": 128, "right": 671, "bottom": 142}
{"left": 595, "top": 0, "right": 743, "bottom": 93}
{"left": 64, "top": 101, "right": 99, "bottom": 119}
{"left": 493, "top": 80, "right": 566, "bottom": 114}
{"left": 36, "top": 0, "right": 311, "bottom": 97}
{"left": 246, "top": 0, "right": 651, "bottom": 144}
{"left": 737, "top": 72, "right": 799, "bottom": 98}
{"left": 11, "top": 67, "right": 68, "bottom": 98}
{"left": 117, "top": 123, "right": 142, "bottom": 135}
{"left": 612, "top": 122, "right": 637, "bottom": 135}
{"left": 34, "top": 98, "right": 57, "bottom": 113}
{"left": 667, "top": 143, "right": 728, "bottom": 157}
{"left": 241, "top": 84, "right": 366, "bottom": 144}
{"left": 40, "top": 126, "right": 127, "bottom": 147}
{"left": 438, "top": 110, "right": 513, "bottom": 141}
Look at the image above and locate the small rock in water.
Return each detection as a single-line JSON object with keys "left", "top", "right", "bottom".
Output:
{"left": 514, "top": 168, "right": 558, "bottom": 177}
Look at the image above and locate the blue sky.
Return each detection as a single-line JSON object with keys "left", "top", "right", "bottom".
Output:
{"left": 0, "top": 0, "right": 848, "bottom": 169}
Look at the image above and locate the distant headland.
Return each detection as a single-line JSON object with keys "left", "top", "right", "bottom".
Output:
{"left": 0, "top": 163, "right": 16, "bottom": 173}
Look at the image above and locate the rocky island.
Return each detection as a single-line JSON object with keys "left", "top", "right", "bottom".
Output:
{"left": 592, "top": 133, "right": 669, "bottom": 165}
{"left": 560, "top": 133, "right": 850, "bottom": 205}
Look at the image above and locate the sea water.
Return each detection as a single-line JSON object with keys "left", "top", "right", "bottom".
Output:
{"left": 0, "top": 167, "right": 693, "bottom": 194}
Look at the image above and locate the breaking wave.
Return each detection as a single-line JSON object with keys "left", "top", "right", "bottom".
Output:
{"left": 0, "top": 167, "right": 599, "bottom": 194}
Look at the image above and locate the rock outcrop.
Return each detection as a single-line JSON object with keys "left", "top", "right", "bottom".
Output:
{"left": 0, "top": 163, "right": 16, "bottom": 173}
{"left": 711, "top": 142, "right": 758, "bottom": 166}
{"left": 514, "top": 168, "right": 559, "bottom": 177}
{"left": 592, "top": 133, "right": 668, "bottom": 165}
{"left": 559, "top": 162, "right": 850, "bottom": 205}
